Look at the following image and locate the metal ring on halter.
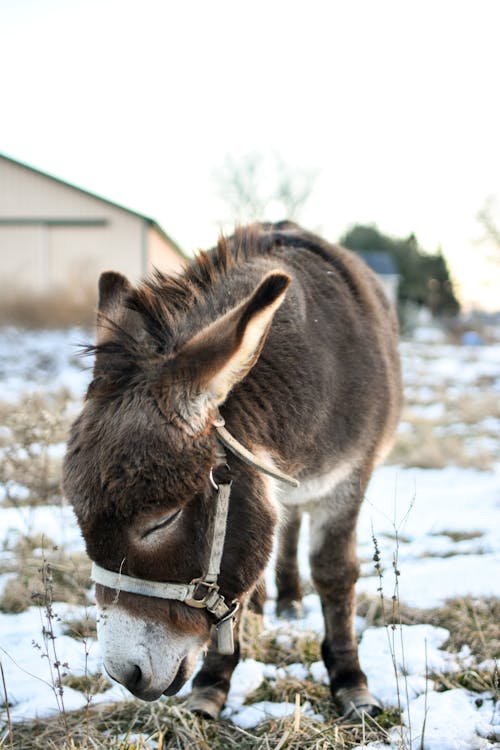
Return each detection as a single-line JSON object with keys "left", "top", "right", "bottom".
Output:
{"left": 209, "top": 467, "right": 219, "bottom": 491}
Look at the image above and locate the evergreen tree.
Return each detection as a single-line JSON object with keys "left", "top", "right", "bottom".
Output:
{"left": 340, "top": 224, "right": 460, "bottom": 316}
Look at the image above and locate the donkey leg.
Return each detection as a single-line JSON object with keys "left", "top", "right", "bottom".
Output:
{"left": 187, "top": 636, "right": 240, "bottom": 719}
{"left": 309, "top": 488, "right": 381, "bottom": 721}
{"left": 187, "top": 579, "right": 266, "bottom": 719}
{"left": 276, "top": 506, "right": 304, "bottom": 618}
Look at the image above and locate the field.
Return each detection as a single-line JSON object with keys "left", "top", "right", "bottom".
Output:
{"left": 0, "top": 326, "right": 499, "bottom": 749}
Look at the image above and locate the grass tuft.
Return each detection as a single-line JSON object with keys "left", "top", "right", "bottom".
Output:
{"left": 3, "top": 698, "right": 403, "bottom": 750}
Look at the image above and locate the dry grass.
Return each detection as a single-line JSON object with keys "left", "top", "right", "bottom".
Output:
{"left": 359, "top": 592, "right": 499, "bottom": 654}
{"left": 2, "top": 588, "right": 497, "bottom": 749}
{"left": 0, "top": 289, "right": 97, "bottom": 329}
{"left": 389, "top": 377, "right": 500, "bottom": 470}
{"left": 389, "top": 423, "right": 495, "bottom": 470}
{"left": 0, "top": 395, "right": 73, "bottom": 508}
{"left": 0, "top": 551, "right": 92, "bottom": 613}
{"left": 1, "top": 337, "right": 499, "bottom": 748}
{"left": 357, "top": 593, "right": 500, "bottom": 697}
{"left": 427, "top": 598, "right": 500, "bottom": 663}
{"left": 240, "top": 612, "right": 321, "bottom": 667}
{"left": 2, "top": 695, "right": 402, "bottom": 750}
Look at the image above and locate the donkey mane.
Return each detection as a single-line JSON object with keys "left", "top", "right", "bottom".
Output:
{"left": 85, "top": 219, "right": 384, "bottom": 408}
{"left": 85, "top": 222, "right": 300, "bottom": 398}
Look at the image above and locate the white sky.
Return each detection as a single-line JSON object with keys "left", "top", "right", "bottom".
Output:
{"left": 1, "top": 0, "right": 499, "bottom": 309}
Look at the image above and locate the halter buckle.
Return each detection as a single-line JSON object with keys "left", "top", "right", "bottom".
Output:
{"left": 184, "top": 578, "right": 220, "bottom": 609}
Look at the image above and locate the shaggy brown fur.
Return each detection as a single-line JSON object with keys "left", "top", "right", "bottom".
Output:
{"left": 63, "top": 221, "right": 402, "bottom": 718}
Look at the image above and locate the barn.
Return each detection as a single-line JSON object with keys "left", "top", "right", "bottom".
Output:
{"left": 0, "top": 153, "right": 185, "bottom": 319}
{"left": 356, "top": 250, "right": 400, "bottom": 306}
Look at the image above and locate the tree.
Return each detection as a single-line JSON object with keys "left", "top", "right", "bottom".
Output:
{"left": 477, "top": 196, "right": 500, "bottom": 262}
{"left": 214, "top": 152, "right": 317, "bottom": 224}
{"left": 340, "top": 224, "right": 460, "bottom": 317}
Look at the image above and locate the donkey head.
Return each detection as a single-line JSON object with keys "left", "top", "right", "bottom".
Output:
{"left": 63, "top": 264, "right": 290, "bottom": 700}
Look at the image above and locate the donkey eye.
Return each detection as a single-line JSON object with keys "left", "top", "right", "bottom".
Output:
{"left": 141, "top": 509, "right": 181, "bottom": 538}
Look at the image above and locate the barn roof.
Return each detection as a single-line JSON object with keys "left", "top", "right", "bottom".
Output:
{"left": 0, "top": 152, "right": 185, "bottom": 257}
{"left": 356, "top": 250, "right": 398, "bottom": 276}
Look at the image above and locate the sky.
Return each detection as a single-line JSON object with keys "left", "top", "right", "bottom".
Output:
{"left": 1, "top": 0, "right": 500, "bottom": 310}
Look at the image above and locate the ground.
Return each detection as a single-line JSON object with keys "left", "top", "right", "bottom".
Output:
{"left": 0, "top": 326, "right": 499, "bottom": 749}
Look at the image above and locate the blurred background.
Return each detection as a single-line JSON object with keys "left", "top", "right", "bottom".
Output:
{"left": 1, "top": 3, "right": 500, "bottom": 746}
{"left": 1, "top": 0, "right": 499, "bottom": 334}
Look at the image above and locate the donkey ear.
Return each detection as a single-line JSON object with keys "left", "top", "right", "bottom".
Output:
{"left": 98, "top": 271, "right": 132, "bottom": 314}
{"left": 178, "top": 271, "right": 291, "bottom": 406}
{"left": 96, "top": 271, "right": 137, "bottom": 344}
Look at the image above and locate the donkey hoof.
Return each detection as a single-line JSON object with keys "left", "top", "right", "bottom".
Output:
{"left": 336, "top": 687, "right": 382, "bottom": 723}
{"left": 186, "top": 687, "right": 226, "bottom": 720}
{"left": 276, "top": 599, "right": 304, "bottom": 620}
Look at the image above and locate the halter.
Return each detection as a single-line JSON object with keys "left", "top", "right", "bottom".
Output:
{"left": 91, "top": 416, "right": 299, "bottom": 655}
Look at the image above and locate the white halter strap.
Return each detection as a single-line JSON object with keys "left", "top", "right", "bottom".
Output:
{"left": 91, "top": 420, "right": 299, "bottom": 654}
{"left": 92, "top": 475, "right": 236, "bottom": 651}
{"left": 214, "top": 422, "right": 299, "bottom": 488}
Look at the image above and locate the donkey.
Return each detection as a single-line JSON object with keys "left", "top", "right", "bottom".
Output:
{"left": 63, "top": 221, "right": 402, "bottom": 721}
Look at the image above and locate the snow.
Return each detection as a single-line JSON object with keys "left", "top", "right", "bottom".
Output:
{"left": 1, "top": 605, "right": 99, "bottom": 719}
{"left": 401, "top": 341, "right": 500, "bottom": 387}
{"left": 0, "top": 504, "right": 85, "bottom": 553}
{"left": 359, "top": 624, "right": 454, "bottom": 708}
{"left": 408, "top": 402, "right": 446, "bottom": 420}
{"left": 1, "top": 329, "right": 499, "bottom": 748}
{"left": 356, "top": 465, "right": 500, "bottom": 608}
{"left": 229, "top": 699, "right": 322, "bottom": 729}
{"left": 222, "top": 661, "right": 322, "bottom": 728}
{"left": 0, "top": 326, "right": 92, "bottom": 402}
{"left": 401, "top": 689, "right": 497, "bottom": 750}
{"left": 224, "top": 659, "right": 265, "bottom": 711}
{"left": 230, "top": 700, "right": 295, "bottom": 729}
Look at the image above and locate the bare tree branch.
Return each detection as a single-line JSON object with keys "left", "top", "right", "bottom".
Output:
{"left": 214, "top": 152, "right": 317, "bottom": 224}
{"left": 477, "top": 196, "right": 500, "bottom": 262}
